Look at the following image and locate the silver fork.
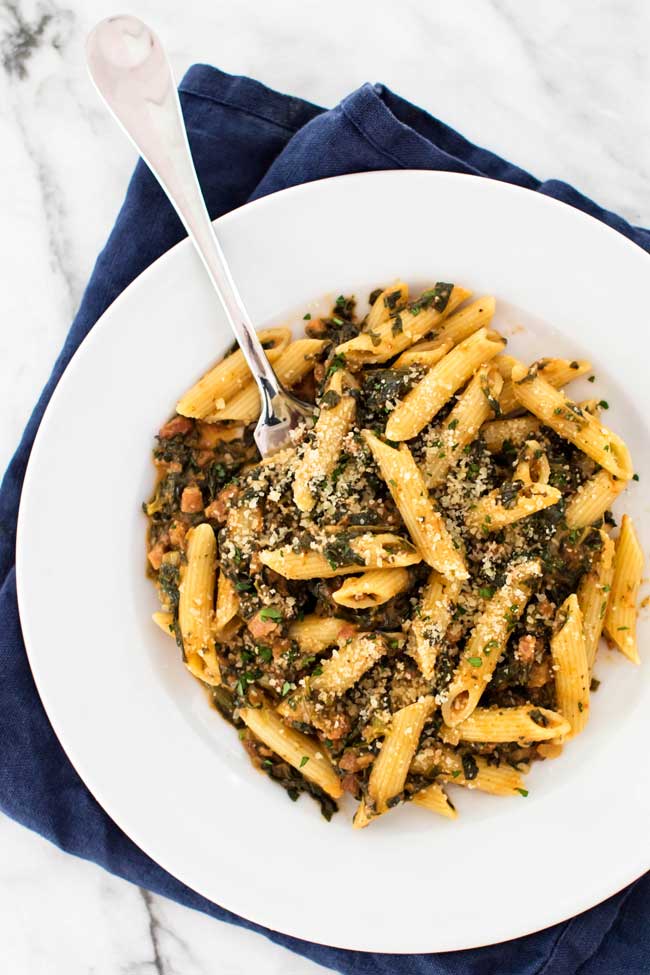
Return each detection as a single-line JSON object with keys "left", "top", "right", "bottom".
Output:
{"left": 86, "top": 14, "right": 314, "bottom": 457}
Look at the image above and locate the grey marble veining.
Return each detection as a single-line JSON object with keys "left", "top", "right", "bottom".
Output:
{"left": 1, "top": 1, "right": 649, "bottom": 972}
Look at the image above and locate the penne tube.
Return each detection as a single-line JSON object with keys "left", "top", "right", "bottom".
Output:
{"left": 332, "top": 567, "right": 411, "bottom": 608}
{"left": 209, "top": 338, "right": 326, "bottom": 423}
{"left": 441, "top": 706, "right": 570, "bottom": 744}
{"left": 408, "top": 571, "right": 461, "bottom": 680}
{"left": 335, "top": 284, "right": 471, "bottom": 365}
{"left": 214, "top": 570, "right": 239, "bottom": 633}
{"left": 259, "top": 532, "right": 421, "bottom": 580}
{"left": 385, "top": 328, "right": 506, "bottom": 441}
{"left": 354, "top": 697, "right": 436, "bottom": 827}
{"left": 551, "top": 594, "right": 589, "bottom": 737}
{"left": 392, "top": 343, "right": 451, "bottom": 370}
{"left": 365, "top": 282, "right": 409, "bottom": 331}
{"left": 423, "top": 295, "right": 496, "bottom": 353}
{"left": 288, "top": 615, "right": 357, "bottom": 654}
{"left": 578, "top": 530, "right": 615, "bottom": 672}
{"left": 363, "top": 431, "right": 468, "bottom": 580}
{"left": 498, "top": 356, "right": 591, "bottom": 416}
{"left": 481, "top": 415, "right": 541, "bottom": 453}
{"left": 178, "top": 523, "right": 220, "bottom": 686}
{"left": 391, "top": 296, "right": 495, "bottom": 367}
{"left": 441, "top": 559, "right": 542, "bottom": 726}
{"left": 511, "top": 363, "right": 633, "bottom": 480}
{"left": 468, "top": 440, "right": 561, "bottom": 531}
{"left": 212, "top": 617, "right": 242, "bottom": 644}
{"left": 564, "top": 470, "right": 626, "bottom": 529}
{"left": 412, "top": 782, "right": 457, "bottom": 819}
{"left": 310, "top": 633, "right": 393, "bottom": 700}
{"left": 239, "top": 706, "right": 342, "bottom": 799}
{"left": 425, "top": 364, "right": 504, "bottom": 487}
{"left": 152, "top": 610, "right": 174, "bottom": 636}
{"left": 604, "top": 514, "right": 643, "bottom": 664}
{"left": 177, "top": 328, "right": 290, "bottom": 418}
{"left": 410, "top": 745, "right": 527, "bottom": 796}
{"left": 578, "top": 398, "right": 602, "bottom": 416}
{"left": 293, "top": 369, "right": 357, "bottom": 512}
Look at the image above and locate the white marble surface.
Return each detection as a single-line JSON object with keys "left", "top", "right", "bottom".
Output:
{"left": 1, "top": 0, "right": 650, "bottom": 971}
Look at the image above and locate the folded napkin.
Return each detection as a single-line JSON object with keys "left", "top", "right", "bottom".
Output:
{"left": 2, "top": 65, "right": 649, "bottom": 975}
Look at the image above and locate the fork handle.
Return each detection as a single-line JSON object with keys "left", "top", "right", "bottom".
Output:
{"left": 85, "top": 15, "right": 281, "bottom": 397}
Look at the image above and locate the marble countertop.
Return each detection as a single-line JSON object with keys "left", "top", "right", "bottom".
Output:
{"left": 2, "top": 0, "right": 649, "bottom": 972}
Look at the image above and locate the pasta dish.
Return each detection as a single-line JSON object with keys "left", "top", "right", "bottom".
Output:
{"left": 144, "top": 282, "right": 642, "bottom": 826}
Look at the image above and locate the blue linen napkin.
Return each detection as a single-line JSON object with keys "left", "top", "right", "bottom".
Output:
{"left": 1, "top": 64, "right": 649, "bottom": 975}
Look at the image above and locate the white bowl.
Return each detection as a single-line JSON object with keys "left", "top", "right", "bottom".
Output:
{"left": 17, "top": 170, "right": 650, "bottom": 952}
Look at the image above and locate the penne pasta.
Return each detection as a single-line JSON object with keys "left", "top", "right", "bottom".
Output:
{"left": 214, "top": 570, "right": 239, "bottom": 633}
{"left": 498, "top": 356, "right": 591, "bottom": 416}
{"left": 239, "top": 706, "right": 342, "bottom": 799}
{"left": 410, "top": 745, "right": 527, "bottom": 796}
{"left": 441, "top": 706, "right": 570, "bottom": 744}
{"left": 467, "top": 440, "right": 561, "bottom": 531}
{"left": 288, "top": 615, "right": 356, "bottom": 654}
{"left": 604, "top": 514, "right": 643, "bottom": 664}
{"left": 391, "top": 296, "right": 496, "bottom": 369}
{"left": 293, "top": 369, "right": 357, "bottom": 512}
{"left": 564, "top": 470, "right": 626, "bottom": 529}
{"left": 146, "top": 281, "right": 642, "bottom": 828}
{"left": 392, "top": 343, "right": 451, "bottom": 370}
{"left": 441, "top": 559, "right": 541, "bottom": 726}
{"left": 209, "top": 338, "right": 326, "bottom": 423}
{"left": 363, "top": 431, "right": 468, "bottom": 580}
{"left": 178, "top": 523, "right": 220, "bottom": 686}
{"left": 425, "top": 364, "right": 504, "bottom": 487}
{"left": 152, "top": 610, "right": 174, "bottom": 636}
{"left": 365, "top": 282, "right": 409, "bottom": 331}
{"left": 332, "top": 567, "right": 410, "bottom": 608}
{"left": 259, "top": 532, "right": 421, "bottom": 580}
{"left": 408, "top": 571, "right": 461, "bottom": 680}
{"left": 412, "top": 782, "right": 457, "bottom": 819}
{"left": 354, "top": 697, "right": 435, "bottom": 827}
{"left": 335, "top": 284, "right": 471, "bottom": 365}
{"left": 578, "top": 530, "right": 615, "bottom": 672}
{"left": 481, "top": 415, "right": 541, "bottom": 453}
{"left": 385, "top": 328, "right": 506, "bottom": 441}
{"left": 511, "top": 363, "right": 633, "bottom": 480}
{"left": 551, "top": 594, "right": 589, "bottom": 737}
{"left": 310, "top": 633, "right": 394, "bottom": 700}
{"left": 177, "top": 328, "right": 290, "bottom": 418}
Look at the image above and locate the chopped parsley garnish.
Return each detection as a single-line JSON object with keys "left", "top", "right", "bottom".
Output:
{"left": 259, "top": 607, "right": 283, "bottom": 622}
{"left": 299, "top": 756, "right": 310, "bottom": 768}
{"left": 303, "top": 312, "right": 311, "bottom": 320}
{"left": 467, "top": 656, "right": 483, "bottom": 667}
{"left": 516, "top": 788, "right": 529, "bottom": 798}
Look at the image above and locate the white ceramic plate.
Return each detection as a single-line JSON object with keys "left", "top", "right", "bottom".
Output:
{"left": 17, "top": 171, "right": 650, "bottom": 953}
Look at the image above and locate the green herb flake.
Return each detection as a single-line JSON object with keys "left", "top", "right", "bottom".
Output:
{"left": 259, "top": 607, "right": 283, "bottom": 622}
{"left": 299, "top": 756, "right": 310, "bottom": 768}
{"left": 467, "top": 656, "right": 483, "bottom": 667}
{"left": 588, "top": 375, "right": 595, "bottom": 382}
{"left": 633, "top": 473, "right": 640, "bottom": 481}
{"left": 478, "top": 586, "right": 495, "bottom": 599}
{"left": 598, "top": 400, "right": 609, "bottom": 410}
{"left": 303, "top": 312, "right": 312, "bottom": 320}
{"left": 281, "top": 681, "right": 293, "bottom": 697}
{"left": 516, "top": 788, "right": 529, "bottom": 797}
